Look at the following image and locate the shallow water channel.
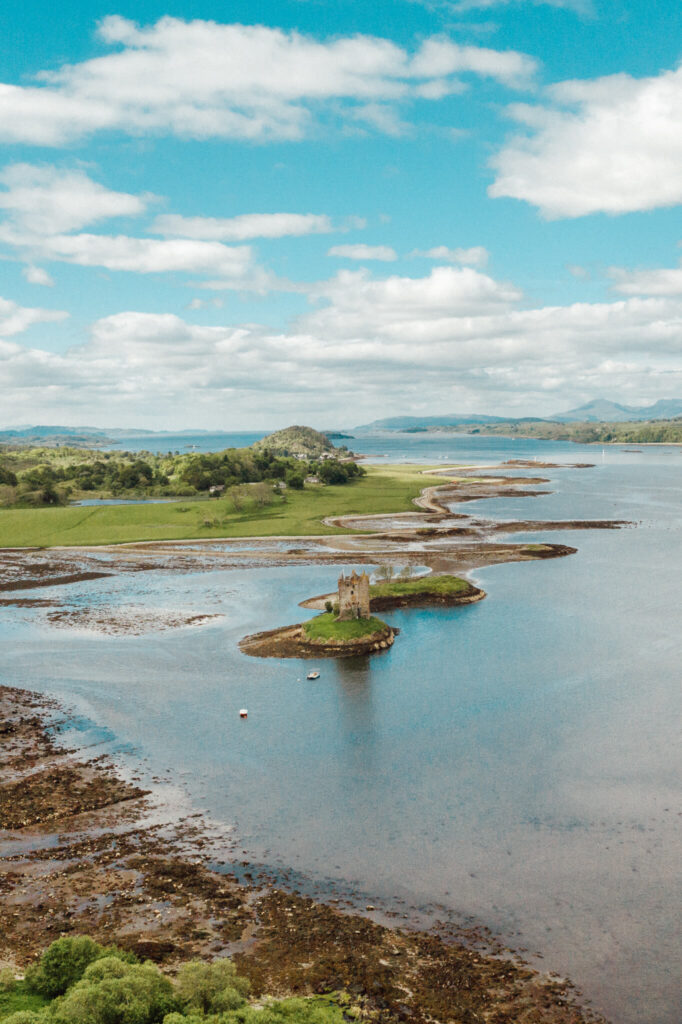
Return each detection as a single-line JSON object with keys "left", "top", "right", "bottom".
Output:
{"left": 2, "top": 436, "right": 681, "bottom": 1024}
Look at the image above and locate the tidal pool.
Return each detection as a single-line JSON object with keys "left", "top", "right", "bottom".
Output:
{"left": 2, "top": 439, "right": 680, "bottom": 1024}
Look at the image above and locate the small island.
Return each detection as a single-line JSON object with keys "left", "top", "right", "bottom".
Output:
{"left": 240, "top": 570, "right": 485, "bottom": 659}
{"left": 240, "top": 570, "right": 396, "bottom": 658}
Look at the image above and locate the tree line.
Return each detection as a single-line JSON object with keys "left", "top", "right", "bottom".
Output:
{"left": 0, "top": 446, "right": 365, "bottom": 508}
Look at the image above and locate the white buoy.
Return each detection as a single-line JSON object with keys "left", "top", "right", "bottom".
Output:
{"left": 239, "top": 709, "right": 248, "bottom": 719}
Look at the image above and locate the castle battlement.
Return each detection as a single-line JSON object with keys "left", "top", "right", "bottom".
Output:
{"left": 337, "top": 570, "right": 371, "bottom": 621}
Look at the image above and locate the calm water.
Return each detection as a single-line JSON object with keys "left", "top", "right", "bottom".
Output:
{"left": 71, "top": 498, "right": 180, "bottom": 506}
{"left": 2, "top": 436, "right": 681, "bottom": 1024}
{"left": 101, "top": 431, "right": 267, "bottom": 453}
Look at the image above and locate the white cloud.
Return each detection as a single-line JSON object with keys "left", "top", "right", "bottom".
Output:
{"left": 187, "top": 297, "right": 224, "bottom": 310}
{"left": 22, "top": 266, "right": 55, "bottom": 287}
{"left": 328, "top": 244, "right": 398, "bottom": 261}
{"left": 152, "top": 212, "right": 334, "bottom": 241}
{"left": 307, "top": 266, "right": 520, "bottom": 329}
{"left": 0, "top": 17, "right": 537, "bottom": 146}
{"left": 609, "top": 262, "right": 682, "bottom": 297}
{"left": 0, "top": 295, "right": 67, "bottom": 337}
{"left": 2, "top": 264, "right": 682, "bottom": 424}
{"left": 413, "top": 0, "right": 591, "bottom": 13}
{"left": 0, "top": 163, "right": 148, "bottom": 234}
{"left": 0, "top": 164, "right": 290, "bottom": 290}
{"left": 490, "top": 64, "right": 682, "bottom": 218}
{"left": 415, "top": 245, "right": 489, "bottom": 266}
{"left": 8, "top": 232, "right": 271, "bottom": 289}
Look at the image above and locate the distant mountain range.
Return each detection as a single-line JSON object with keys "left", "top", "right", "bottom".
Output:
{"left": 0, "top": 425, "right": 218, "bottom": 446}
{"left": 356, "top": 399, "right": 682, "bottom": 431}
{"left": 3, "top": 398, "right": 682, "bottom": 446}
{"left": 552, "top": 399, "right": 682, "bottom": 422}
{"left": 0, "top": 425, "right": 212, "bottom": 439}
{"left": 354, "top": 414, "right": 540, "bottom": 431}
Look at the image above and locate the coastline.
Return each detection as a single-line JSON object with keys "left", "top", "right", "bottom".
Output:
{"left": 0, "top": 683, "right": 607, "bottom": 1023}
{"left": 0, "top": 461, "right": 620, "bottom": 640}
{"left": 0, "top": 461, "right": 633, "bottom": 1020}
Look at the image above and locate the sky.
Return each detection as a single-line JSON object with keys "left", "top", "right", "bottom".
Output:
{"left": 2, "top": 0, "right": 682, "bottom": 429}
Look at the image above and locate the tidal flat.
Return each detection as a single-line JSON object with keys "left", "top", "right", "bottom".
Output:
{"left": 1, "top": 437, "right": 680, "bottom": 1024}
{"left": 0, "top": 683, "right": 607, "bottom": 1024}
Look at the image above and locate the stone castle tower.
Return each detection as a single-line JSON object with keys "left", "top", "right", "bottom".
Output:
{"left": 337, "top": 570, "right": 371, "bottom": 621}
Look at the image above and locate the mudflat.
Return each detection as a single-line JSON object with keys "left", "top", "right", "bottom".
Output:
{"left": 0, "top": 685, "right": 606, "bottom": 1024}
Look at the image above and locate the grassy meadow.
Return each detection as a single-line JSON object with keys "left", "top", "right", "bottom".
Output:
{"left": 370, "top": 575, "right": 469, "bottom": 598}
{"left": 0, "top": 983, "right": 49, "bottom": 1020}
{"left": 303, "top": 613, "right": 388, "bottom": 641}
{"left": 0, "top": 465, "right": 447, "bottom": 548}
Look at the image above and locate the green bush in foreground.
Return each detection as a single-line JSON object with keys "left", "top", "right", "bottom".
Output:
{"left": 174, "top": 961, "right": 249, "bottom": 1015}
{"left": 164, "top": 998, "right": 346, "bottom": 1023}
{"left": 25, "top": 937, "right": 137, "bottom": 998}
{"left": 0, "top": 972, "right": 16, "bottom": 995}
{"left": 7, "top": 940, "right": 349, "bottom": 1024}
{"left": 48, "top": 957, "right": 175, "bottom": 1024}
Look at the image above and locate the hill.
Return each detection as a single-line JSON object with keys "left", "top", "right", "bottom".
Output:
{"left": 456, "top": 418, "right": 682, "bottom": 443}
{"left": 354, "top": 398, "right": 682, "bottom": 431}
{"left": 0, "top": 425, "right": 212, "bottom": 448}
{"left": 554, "top": 398, "right": 682, "bottom": 422}
{"left": 251, "top": 424, "right": 337, "bottom": 457}
{"left": 354, "top": 413, "right": 528, "bottom": 431}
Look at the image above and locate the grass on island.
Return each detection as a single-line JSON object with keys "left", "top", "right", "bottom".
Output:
{"left": 370, "top": 575, "right": 469, "bottom": 599}
{"left": 303, "top": 612, "right": 388, "bottom": 642}
{"left": 0, "top": 464, "right": 450, "bottom": 548}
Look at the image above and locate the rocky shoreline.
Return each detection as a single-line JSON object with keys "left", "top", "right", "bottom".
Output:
{"left": 0, "top": 684, "right": 607, "bottom": 1023}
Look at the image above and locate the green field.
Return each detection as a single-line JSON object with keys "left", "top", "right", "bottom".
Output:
{"left": 0, "top": 465, "right": 447, "bottom": 548}
{"left": 303, "top": 612, "right": 388, "bottom": 641}
{"left": 370, "top": 575, "right": 469, "bottom": 598}
{"left": 0, "top": 983, "right": 49, "bottom": 1020}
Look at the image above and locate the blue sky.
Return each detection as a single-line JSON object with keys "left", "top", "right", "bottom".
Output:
{"left": 2, "top": 0, "right": 682, "bottom": 428}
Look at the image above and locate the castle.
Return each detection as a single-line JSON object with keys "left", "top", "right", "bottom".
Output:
{"left": 337, "top": 570, "right": 370, "bottom": 620}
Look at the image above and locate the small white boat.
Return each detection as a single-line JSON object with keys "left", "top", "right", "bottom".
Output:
{"left": 306, "top": 670, "right": 320, "bottom": 680}
{"left": 239, "top": 708, "right": 248, "bottom": 719}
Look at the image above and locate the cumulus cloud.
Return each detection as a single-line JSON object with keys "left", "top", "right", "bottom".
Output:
{"left": 152, "top": 212, "right": 335, "bottom": 241}
{"left": 0, "top": 163, "right": 148, "bottom": 234}
{"left": 3, "top": 264, "right": 681, "bottom": 424}
{"left": 0, "top": 17, "right": 537, "bottom": 146}
{"left": 609, "top": 262, "right": 682, "bottom": 297}
{"left": 490, "top": 63, "right": 682, "bottom": 218}
{"left": 328, "top": 244, "right": 398, "bottom": 261}
{"left": 414, "top": 244, "right": 489, "bottom": 266}
{"left": 22, "top": 266, "right": 55, "bottom": 287}
{"left": 0, "top": 164, "right": 279, "bottom": 290}
{"left": 0, "top": 268, "right": 675, "bottom": 423}
{"left": 307, "top": 265, "right": 520, "bottom": 331}
{"left": 5, "top": 232, "right": 271, "bottom": 289}
{"left": 0, "top": 295, "right": 67, "bottom": 336}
